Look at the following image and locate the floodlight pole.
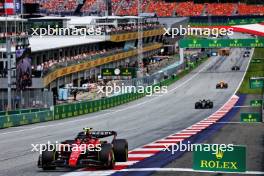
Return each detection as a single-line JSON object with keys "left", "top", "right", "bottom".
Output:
{"left": 6, "top": 37, "right": 12, "bottom": 110}
{"left": 137, "top": 0, "right": 144, "bottom": 78}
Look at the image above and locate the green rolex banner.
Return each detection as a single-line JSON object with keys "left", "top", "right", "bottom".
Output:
{"left": 241, "top": 112, "right": 261, "bottom": 122}
{"left": 250, "top": 100, "right": 262, "bottom": 107}
{"left": 193, "top": 144, "right": 246, "bottom": 172}
{"left": 249, "top": 78, "right": 264, "bottom": 89}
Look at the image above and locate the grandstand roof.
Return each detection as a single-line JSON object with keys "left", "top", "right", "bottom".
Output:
{"left": 67, "top": 16, "right": 143, "bottom": 26}
{"left": 67, "top": 16, "right": 98, "bottom": 26}
{"left": 30, "top": 16, "right": 71, "bottom": 20}
{"left": 157, "top": 17, "right": 188, "bottom": 28}
{"left": 29, "top": 36, "right": 106, "bottom": 52}
{"left": 0, "top": 16, "right": 27, "bottom": 22}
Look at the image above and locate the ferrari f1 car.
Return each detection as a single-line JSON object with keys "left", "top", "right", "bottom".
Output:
{"left": 216, "top": 81, "right": 228, "bottom": 89}
{"left": 195, "top": 100, "right": 213, "bottom": 109}
{"left": 38, "top": 128, "right": 128, "bottom": 170}
{"left": 231, "top": 66, "right": 240, "bottom": 71}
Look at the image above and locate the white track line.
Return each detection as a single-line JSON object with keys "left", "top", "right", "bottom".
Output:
{"left": 130, "top": 148, "right": 162, "bottom": 151}
{"left": 120, "top": 168, "right": 264, "bottom": 175}
{"left": 128, "top": 154, "right": 154, "bottom": 157}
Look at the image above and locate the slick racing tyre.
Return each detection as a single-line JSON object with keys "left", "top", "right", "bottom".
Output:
{"left": 113, "top": 139, "right": 128, "bottom": 162}
{"left": 41, "top": 145, "right": 57, "bottom": 170}
{"left": 208, "top": 101, "right": 214, "bottom": 108}
{"left": 195, "top": 102, "right": 201, "bottom": 109}
{"left": 100, "top": 143, "right": 115, "bottom": 169}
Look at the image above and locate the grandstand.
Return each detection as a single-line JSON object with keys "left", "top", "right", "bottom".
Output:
{"left": 23, "top": 0, "right": 264, "bottom": 17}
{"left": 0, "top": 15, "right": 167, "bottom": 110}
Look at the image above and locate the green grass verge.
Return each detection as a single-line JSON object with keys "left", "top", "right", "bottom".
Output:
{"left": 238, "top": 48, "right": 264, "bottom": 94}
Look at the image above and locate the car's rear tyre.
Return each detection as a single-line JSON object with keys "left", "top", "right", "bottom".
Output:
{"left": 195, "top": 103, "right": 200, "bottom": 109}
{"left": 113, "top": 139, "right": 128, "bottom": 162}
{"left": 41, "top": 146, "right": 57, "bottom": 170}
{"left": 100, "top": 144, "right": 115, "bottom": 169}
{"left": 209, "top": 102, "right": 214, "bottom": 108}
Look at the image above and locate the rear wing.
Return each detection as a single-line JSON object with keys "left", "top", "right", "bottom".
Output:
{"left": 90, "top": 131, "right": 117, "bottom": 139}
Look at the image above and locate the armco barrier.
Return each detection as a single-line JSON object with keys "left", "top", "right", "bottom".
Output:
{"left": 0, "top": 110, "right": 53, "bottom": 129}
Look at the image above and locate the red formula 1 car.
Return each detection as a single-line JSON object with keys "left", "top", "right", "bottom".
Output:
{"left": 38, "top": 128, "right": 128, "bottom": 170}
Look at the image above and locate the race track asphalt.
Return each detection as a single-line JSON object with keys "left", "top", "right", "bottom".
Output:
{"left": 0, "top": 48, "right": 251, "bottom": 176}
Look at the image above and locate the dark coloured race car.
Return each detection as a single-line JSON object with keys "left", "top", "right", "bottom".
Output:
{"left": 216, "top": 81, "right": 228, "bottom": 89}
{"left": 243, "top": 51, "right": 250, "bottom": 57}
{"left": 231, "top": 66, "right": 240, "bottom": 71}
{"left": 195, "top": 100, "right": 214, "bottom": 109}
{"left": 38, "top": 128, "right": 128, "bottom": 170}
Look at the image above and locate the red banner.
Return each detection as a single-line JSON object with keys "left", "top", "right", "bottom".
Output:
{"left": 5, "top": 0, "right": 14, "bottom": 15}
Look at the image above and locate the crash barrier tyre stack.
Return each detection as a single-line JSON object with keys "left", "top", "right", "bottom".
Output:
{"left": 0, "top": 59, "right": 206, "bottom": 129}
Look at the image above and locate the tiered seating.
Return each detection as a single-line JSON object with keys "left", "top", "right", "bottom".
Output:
{"left": 238, "top": 3, "right": 264, "bottom": 15}
{"left": 63, "top": 0, "right": 78, "bottom": 12}
{"left": 206, "top": 3, "right": 235, "bottom": 16}
{"left": 22, "top": 1, "right": 264, "bottom": 17}
{"left": 24, "top": 0, "right": 38, "bottom": 3}
{"left": 41, "top": 0, "right": 65, "bottom": 13}
{"left": 175, "top": 2, "right": 204, "bottom": 16}
{"left": 111, "top": 0, "right": 121, "bottom": 13}
{"left": 147, "top": 0, "right": 176, "bottom": 17}
{"left": 81, "top": 0, "right": 99, "bottom": 13}
{"left": 24, "top": 0, "right": 66, "bottom": 13}
{"left": 116, "top": 0, "right": 149, "bottom": 16}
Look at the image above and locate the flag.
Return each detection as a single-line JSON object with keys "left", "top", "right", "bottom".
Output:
{"left": 5, "top": 0, "right": 14, "bottom": 15}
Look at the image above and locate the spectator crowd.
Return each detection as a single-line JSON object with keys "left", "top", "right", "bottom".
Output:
{"left": 24, "top": 0, "right": 264, "bottom": 16}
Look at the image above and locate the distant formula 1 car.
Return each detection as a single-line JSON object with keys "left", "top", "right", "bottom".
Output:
{"left": 195, "top": 100, "right": 213, "bottom": 109}
{"left": 243, "top": 51, "right": 250, "bottom": 57}
{"left": 38, "top": 128, "right": 128, "bottom": 170}
{"left": 231, "top": 66, "right": 240, "bottom": 71}
{"left": 216, "top": 81, "right": 228, "bottom": 89}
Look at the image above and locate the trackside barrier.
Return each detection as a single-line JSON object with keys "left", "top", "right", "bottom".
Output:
{"left": 0, "top": 108, "right": 49, "bottom": 116}
{"left": 53, "top": 92, "right": 145, "bottom": 119}
{"left": 0, "top": 58, "right": 207, "bottom": 129}
{"left": 262, "top": 93, "right": 264, "bottom": 122}
{"left": 0, "top": 110, "right": 53, "bottom": 129}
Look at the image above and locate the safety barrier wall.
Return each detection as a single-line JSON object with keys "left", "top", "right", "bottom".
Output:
{"left": 0, "top": 58, "right": 206, "bottom": 129}
{"left": 53, "top": 92, "right": 145, "bottom": 120}
{"left": 262, "top": 93, "right": 264, "bottom": 122}
{"left": 0, "top": 108, "right": 50, "bottom": 116}
{"left": 0, "top": 110, "right": 53, "bottom": 129}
